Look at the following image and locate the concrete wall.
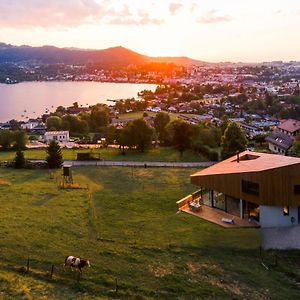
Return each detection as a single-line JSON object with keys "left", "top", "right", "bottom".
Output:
{"left": 260, "top": 205, "right": 298, "bottom": 228}
{"left": 261, "top": 226, "right": 300, "bottom": 249}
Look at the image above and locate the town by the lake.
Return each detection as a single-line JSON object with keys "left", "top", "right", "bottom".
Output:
{"left": 1, "top": 1, "right": 300, "bottom": 299}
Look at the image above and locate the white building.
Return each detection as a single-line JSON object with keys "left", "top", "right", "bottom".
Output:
{"left": 44, "top": 131, "right": 70, "bottom": 143}
{"left": 20, "top": 120, "right": 41, "bottom": 130}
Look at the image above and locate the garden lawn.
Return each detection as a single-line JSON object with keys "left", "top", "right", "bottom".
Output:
{"left": 0, "top": 167, "right": 299, "bottom": 299}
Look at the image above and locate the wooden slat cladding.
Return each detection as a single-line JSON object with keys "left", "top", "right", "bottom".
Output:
{"left": 191, "top": 163, "right": 300, "bottom": 206}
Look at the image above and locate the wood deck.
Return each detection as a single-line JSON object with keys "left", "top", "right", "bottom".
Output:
{"left": 180, "top": 204, "right": 260, "bottom": 228}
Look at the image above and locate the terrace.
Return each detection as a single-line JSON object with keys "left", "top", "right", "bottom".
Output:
{"left": 177, "top": 193, "right": 260, "bottom": 229}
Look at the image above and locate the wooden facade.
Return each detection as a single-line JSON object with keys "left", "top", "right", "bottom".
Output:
{"left": 191, "top": 151, "right": 300, "bottom": 207}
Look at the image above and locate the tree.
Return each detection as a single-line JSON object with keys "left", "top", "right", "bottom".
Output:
{"left": 293, "top": 133, "right": 300, "bottom": 157}
{"left": 167, "top": 120, "right": 193, "bottom": 156}
{"left": 265, "top": 93, "right": 274, "bottom": 107}
{"left": 0, "top": 130, "right": 14, "bottom": 150}
{"left": 220, "top": 116, "right": 229, "bottom": 135}
{"left": 9, "top": 119, "right": 21, "bottom": 130}
{"left": 115, "top": 128, "right": 129, "bottom": 154}
{"left": 14, "top": 130, "right": 28, "bottom": 150}
{"left": 89, "top": 107, "right": 110, "bottom": 131}
{"left": 61, "top": 115, "right": 89, "bottom": 135}
{"left": 128, "top": 119, "right": 154, "bottom": 152}
{"left": 154, "top": 112, "right": 170, "bottom": 144}
{"left": 253, "top": 134, "right": 267, "bottom": 147}
{"left": 46, "top": 116, "right": 62, "bottom": 131}
{"left": 72, "top": 101, "right": 79, "bottom": 108}
{"left": 106, "top": 125, "right": 117, "bottom": 144}
{"left": 46, "top": 140, "right": 63, "bottom": 168}
{"left": 221, "top": 122, "right": 247, "bottom": 159}
{"left": 14, "top": 150, "right": 25, "bottom": 168}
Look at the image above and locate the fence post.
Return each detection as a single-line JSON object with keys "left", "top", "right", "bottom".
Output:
{"left": 26, "top": 258, "right": 30, "bottom": 273}
{"left": 274, "top": 253, "right": 278, "bottom": 267}
{"left": 50, "top": 265, "right": 54, "bottom": 278}
{"left": 115, "top": 277, "right": 118, "bottom": 294}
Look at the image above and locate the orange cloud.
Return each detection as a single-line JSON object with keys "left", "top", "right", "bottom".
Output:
{"left": 0, "top": 0, "right": 107, "bottom": 28}
{"left": 169, "top": 2, "right": 183, "bottom": 16}
{"left": 198, "top": 10, "right": 232, "bottom": 24}
{"left": 0, "top": 0, "right": 170, "bottom": 29}
{"left": 106, "top": 6, "right": 164, "bottom": 26}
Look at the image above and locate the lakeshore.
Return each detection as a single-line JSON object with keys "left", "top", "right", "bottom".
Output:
{"left": 0, "top": 81, "right": 157, "bottom": 122}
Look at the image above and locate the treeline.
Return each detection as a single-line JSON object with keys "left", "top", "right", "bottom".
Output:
{"left": 0, "top": 113, "right": 248, "bottom": 163}
{"left": 106, "top": 112, "right": 247, "bottom": 161}
{"left": 114, "top": 99, "right": 148, "bottom": 114}
{"left": 228, "top": 91, "right": 300, "bottom": 120}
{"left": 46, "top": 104, "right": 111, "bottom": 136}
{"left": 139, "top": 83, "right": 235, "bottom": 102}
{"left": 0, "top": 130, "right": 27, "bottom": 150}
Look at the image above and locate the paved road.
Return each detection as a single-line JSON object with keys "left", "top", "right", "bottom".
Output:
{"left": 63, "top": 160, "right": 214, "bottom": 168}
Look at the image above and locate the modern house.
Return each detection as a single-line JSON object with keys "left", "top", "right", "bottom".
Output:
{"left": 44, "top": 131, "right": 70, "bottom": 143}
{"left": 177, "top": 151, "right": 300, "bottom": 249}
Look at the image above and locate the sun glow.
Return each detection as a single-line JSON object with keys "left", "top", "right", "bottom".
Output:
{"left": 0, "top": 0, "right": 300, "bottom": 62}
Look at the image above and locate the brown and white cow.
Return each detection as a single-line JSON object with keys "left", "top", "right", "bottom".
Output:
{"left": 64, "top": 256, "right": 90, "bottom": 273}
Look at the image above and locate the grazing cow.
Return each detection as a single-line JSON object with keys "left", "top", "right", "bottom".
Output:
{"left": 64, "top": 256, "right": 90, "bottom": 273}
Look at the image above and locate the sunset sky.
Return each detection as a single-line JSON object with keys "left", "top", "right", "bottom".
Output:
{"left": 1, "top": 0, "right": 300, "bottom": 62}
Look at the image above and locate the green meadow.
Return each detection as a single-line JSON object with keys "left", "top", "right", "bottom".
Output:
{"left": 0, "top": 147, "right": 205, "bottom": 163}
{"left": 0, "top": 167, "right": 299, "bottom": 299}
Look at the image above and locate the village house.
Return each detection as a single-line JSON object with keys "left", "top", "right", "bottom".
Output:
{"left": 277, "top": 119, "right": 300, "bottom": 137}
{"left": 177, "top": 151, "right": 300, "bottom": 249}
{"left": 240, "top": 123, "right": 264, "bottom": 137}
{"left": 266, "top": 132, "right": 294, "bottom": 155}
{"left": 266, "top": 119, "right": 300, "bottom": 155}
{"left": 20, "top": 119, "right": 42, "bottom": 130}
{"left": 44, "top": 131, "right": 70, "bottom": 143}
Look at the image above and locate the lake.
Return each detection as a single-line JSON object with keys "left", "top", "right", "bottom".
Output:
{"left": 0, "top": 81, "right": 157, "bottom": 122}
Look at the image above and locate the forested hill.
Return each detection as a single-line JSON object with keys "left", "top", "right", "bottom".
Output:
{"left": 0, "top": 43, "right": 205, "bottom": 66}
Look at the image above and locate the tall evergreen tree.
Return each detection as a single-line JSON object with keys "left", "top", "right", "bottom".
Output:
{"left": 14, "top": 130, "right": 28, "bottom": 150}
{"left": 14, "top": 150, "right": 25, "bottom": 169}
{"left": 46, "top": 140, "right": 63, "bottom": 168}
{"left": 221, "top": 122, "right": 247, "bottom": 159}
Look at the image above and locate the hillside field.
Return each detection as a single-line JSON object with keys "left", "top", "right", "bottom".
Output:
{"left": 0, "top": 167, "right": 299, "bottom": 299}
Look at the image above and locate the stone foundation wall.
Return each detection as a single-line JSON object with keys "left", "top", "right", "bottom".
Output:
{"left": 261, "top": 225, "right": 300, "bottom": 250}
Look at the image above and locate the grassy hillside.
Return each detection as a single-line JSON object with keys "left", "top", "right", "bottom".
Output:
{"left": 0, "top": 167, "right": 299, "bottom": 299}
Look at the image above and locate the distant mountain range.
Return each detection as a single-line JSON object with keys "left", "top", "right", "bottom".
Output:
{"left": 0, "top": 43, "right": 206, "bottom": 66}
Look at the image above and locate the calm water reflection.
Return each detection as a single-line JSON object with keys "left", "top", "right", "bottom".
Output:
{"left": 0, "top": 81, "right": 157, "bottom": 122}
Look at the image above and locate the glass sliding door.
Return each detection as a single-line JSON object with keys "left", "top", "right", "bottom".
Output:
{"left": 212, "top": 191, "right": 226, "bottom": 211}
{"left": 202, "top": 189, "right": 212, "bottom": 206}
